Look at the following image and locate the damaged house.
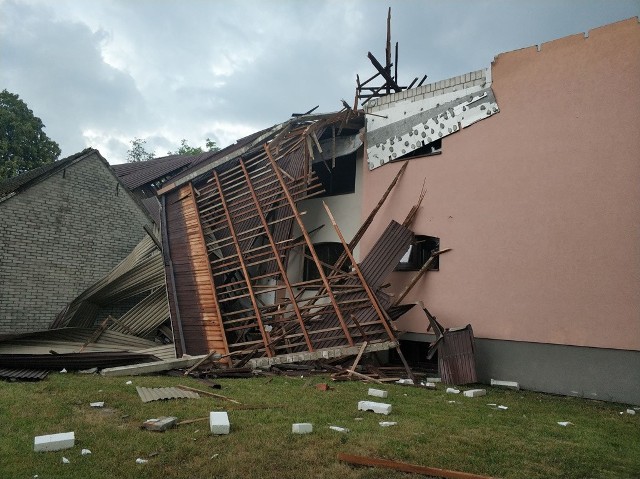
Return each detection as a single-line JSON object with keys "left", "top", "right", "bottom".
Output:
{"left": 0, "top": 17, "right": 636, "bottom": 406}
{"left": 154, "top": 111, "right": 417, "bottom": 366}
{"left": 0, "top": 149, "right": 153, "bottom": 334}
{"left": 356, "top": 18, "right": 640, "bottom": 404}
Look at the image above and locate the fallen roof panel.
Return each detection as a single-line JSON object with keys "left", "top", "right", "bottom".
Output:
{"left": 136, "top": 386, "right": 200, "bottom": 403}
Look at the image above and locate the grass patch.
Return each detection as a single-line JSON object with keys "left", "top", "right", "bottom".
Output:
{"left": 0, "top": 373, "right": 638, "bottom": 478}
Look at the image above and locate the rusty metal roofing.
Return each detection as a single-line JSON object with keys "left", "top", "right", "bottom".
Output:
{"left": 136, "top": 386, "right": 200, "bottom": 403}
{"left": 0, "top": 367, "right": 49, "bottom": 381}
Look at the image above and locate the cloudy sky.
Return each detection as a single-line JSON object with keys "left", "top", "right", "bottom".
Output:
{"left": 1, "top": 0, "right": 638, "bottom": 164}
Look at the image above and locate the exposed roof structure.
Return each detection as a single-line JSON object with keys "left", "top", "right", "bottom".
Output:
{"left": 159, "top": 109, "right": 409, "bottom": 362}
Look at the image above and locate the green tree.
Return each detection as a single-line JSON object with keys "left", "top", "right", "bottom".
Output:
{"left": 167, "top": 138, "right": 219, "bottom": 156}
{"left": 126, "top": 137, "right": 155, "bottom": 163}
{"left": 0, "top": 89, "right": 61, "bottom": 180}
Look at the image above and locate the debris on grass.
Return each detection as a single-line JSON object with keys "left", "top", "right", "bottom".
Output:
{"left": 209, "top": 412, "right": 230, "bottom": 435}
{"left": 142, "top": 416, "right": 178, "bottom": 432}
{"left": 379, "top": 421, "right": 397, "bottom": 427}
{"left": 136, "top": 386, "right": 200, "bottom": 403}
{"left": 135, "top": 458, "right": 148, "bottom": 464}
{"left": 626, "top": 409, "right": 636, "bottom": 415}
{"left": 358, "top": 400, "right": 392, "bottom": 415}
{"left": 89, "top": 401, "right": 104, "bottom": 408}
{"left": 81, "top": 449, "right": 91, "bottom": 455}
{"left": 329, "top": 426, "right": 349, "bottom": 433}
{"left": 315, "top": 383, "right": 333, "bottom": 391}
{"left": 61, "top": 457, "right": 70, "bottom": 464}
{"left": 368, "top": 388, "right": 388, "bottom": 398}
{"left": 34, "top": 432, "right": 75, "bottom": 452}
{"left": 292, "top": 423, "right": 313, "bottom": 434}
{"left": 446, "top": 387, "right": 460, "bottom": 394}
{"left": 557, "top": 421, "right": 573, "bottom": 426}
{"left": 464, "top": 389, "right": 486, "bottom": 398}
{"left": 59, "top": 368, "right": 67, "bottom": 374}
{"left": 491, "top": 379, "right": 519, "bottom": 390}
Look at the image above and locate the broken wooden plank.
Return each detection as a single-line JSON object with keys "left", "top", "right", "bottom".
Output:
{"left": 347, "top": 341, "right": 368, "bottom": 378}
{"left": 338, "top": 453, "right": 497, "bottom": 479}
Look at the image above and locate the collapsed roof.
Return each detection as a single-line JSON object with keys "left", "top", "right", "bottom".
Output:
{"left": 158, "top": 110, "right": 417, "bottom": 364}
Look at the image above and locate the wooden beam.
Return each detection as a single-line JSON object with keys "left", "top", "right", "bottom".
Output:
{"left": 264, "top": 143, "right": 355, "bottom": 347}
{"left": 392, "top": 248, "right": 452, "bottom": 306}
{"left": 338, "top": 453, "right": 497, "bottom": 479}
{"left": 213, "top": 171, "right": 273, "bottom": 357}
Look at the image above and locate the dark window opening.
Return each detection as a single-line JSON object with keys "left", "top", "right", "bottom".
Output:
{"left": 303, "top": 242, "right": 351, "bottom": 281}
{"left": 312, "top": 152, "right": 357, "bottom": 197}
{"left": 395, "top": 235, "right": 440, "bottom": 271}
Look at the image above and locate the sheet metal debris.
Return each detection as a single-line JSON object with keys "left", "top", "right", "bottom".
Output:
{"left": 0, "top": 367, "right": 48, "bottom": 381}
{"left": 136, "top": 386, "right": 200, "bottom": 403}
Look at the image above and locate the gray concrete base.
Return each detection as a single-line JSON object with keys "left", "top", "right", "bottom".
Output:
{"left": 399, "top": 333, "right": 640, "bottom": 406}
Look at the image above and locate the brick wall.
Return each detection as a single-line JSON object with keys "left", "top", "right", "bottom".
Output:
{"left": 0, "top": 152, "right": 151, "bottom": 333}
{"left": 365, "top": 68, "right": 488, "bottom": 114}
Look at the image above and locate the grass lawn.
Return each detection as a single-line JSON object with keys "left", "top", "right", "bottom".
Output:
{"left": 0, "top": 373, "right": 638, "bottom": 479}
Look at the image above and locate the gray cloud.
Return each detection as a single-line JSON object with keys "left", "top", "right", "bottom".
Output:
{"left": 1, "top": 0, "right": 638, "bottom": 163}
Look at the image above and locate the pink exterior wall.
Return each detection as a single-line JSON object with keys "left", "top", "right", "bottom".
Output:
{"left": 361, "top": 18, "right": 640, "bottom": 351}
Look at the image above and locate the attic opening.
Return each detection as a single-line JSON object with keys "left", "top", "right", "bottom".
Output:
{"left": 312, "top": 151, "right": 357, "bottom": 197}
{"left": 395, "top": 234, "right": 440, "bottom": 271}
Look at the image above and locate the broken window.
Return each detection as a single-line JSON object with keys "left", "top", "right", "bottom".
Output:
{"left": 395, "top": 235, "right": 440, "bottom": 271}
{"left": 303, "top": 242, "right": 351, "bottom": 281}
{"left": 312, "top": 152, "right": 357, "bottom": 197}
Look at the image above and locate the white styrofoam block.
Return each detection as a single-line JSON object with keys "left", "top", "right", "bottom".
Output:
{"left": 368, "top": 388, "right": 388, "bottom": 398}
{"left": 491, "top": 379, "right": 520, "bottom": 389}
{"left": 34, "top": 432, "right": 75, "bottom": 452}
{"left": 292, "top": 423, "right": 313, "bottom": 434}
{"left": 379, "top": 421, "right": 397, "bottom": 427}
{"left": 358, "top": 400, "right": 392, "bottom": 415}
{"left": 209, "top": 411, "right": 230, "bottom": 435}
{"left": 90, "top": 402, "right": 104, "bottom": 408}
{"left": 463, "top": 389, "right": 486, "bottom": 398}
{"left": 427, "top": 377, "right": 441, "bottom": 383}
{"left": 626, "top": 409, "right": 636, "bottom": 415}
{"left": 396, "top": 379, "right": 413, "bottom": 385}
{"left": 329, "top": 426, "right": 349, "bottom": 433}
{"left": 446, "top": 388, "right": 460, "bottom": 394}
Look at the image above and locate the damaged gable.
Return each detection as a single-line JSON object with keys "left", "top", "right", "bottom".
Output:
{"left": 365, "top": 69, "right": 499, "bottom": 169}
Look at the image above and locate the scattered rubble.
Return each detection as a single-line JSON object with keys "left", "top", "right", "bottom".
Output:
{"left": 33, "top": 432, "right": 75, "bottom": 452}
{"left": 358, "top": 400, "right": 392, "bottom": 415}
{"left": 210, "top": 412, "right": 230, "bottom": 435}
{"left": 143, "top": 417, "right": 178, "bottom": 432}
{"left": 292, "top": 423, "right": 313, "bottom": 434}
{"left": 464, "top": 389, "right": 486, "bottom": 398}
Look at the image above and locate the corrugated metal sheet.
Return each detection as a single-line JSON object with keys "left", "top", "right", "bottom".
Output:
{"left": 438, "top": 326, "right": 477, "bottom": 385}
{"left": 0, "top": 351, "right": 158, "bottom": 370}
{"left": 0, "top": 367, "right": 49, "bottom": 380}
{"left": 136, "top": 386, "right": 200, "bottom": 403}
{"left": 0, "top": 328, "right": 161, "bottom": 355}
